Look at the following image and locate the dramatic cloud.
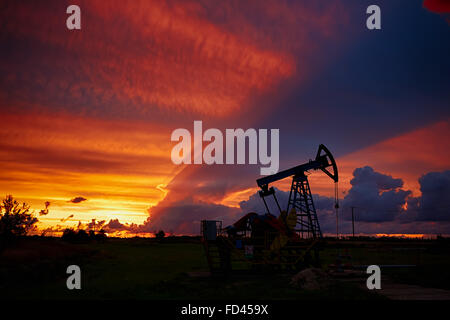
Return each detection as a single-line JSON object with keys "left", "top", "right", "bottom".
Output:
{"left": 349, "top": 166, "right": 403, "bottom": 191}
{"left": 408, "top": 170, "right": 450, "bottom": 221}
{"left": 0, "top": 1, "right": 350, "bottom": 231}
{"left": 333, "top": 168, "right": 450, "bottom": 233}
{"left": 99, "top": 167, "right": 450, "bottom": 235}
{"left": 0, "top": 112, "right": 175, "bottom": 225}
{"left": 0, "top": 0, "right": 347, "bottom": 118}
{"left": 1, "top": 1, "right": 448, "bottom": 236}
{"left": 239, "top": 187, "right": 289, "bottom": 215}
{"left": 338, "top": 120, "right": 450, "bottom": 196}
{"left": 139, "top": 166, "right": 449, "bottom": 234}
{"left": 142, "top": 198, "right": 241, "bottom": 235}
{"left": 70, "top": 197, "right": 87, "bottom": 204}
{"left": 105, "top": 197, "right": 241, "bottom": 235}
{"left": 341, "top": 166, "right": 410, "bottom": 222}
{"left": 238, "top": 187, "right": 339, "bottom": 235}
{"left": 104, "top": 219, "right": 130, "bottom": 232}
{"left": 138, "top": 163, "right": 272, "bottom": 234}
{"left": 237, "top": 187, "right": 337, "bottom": 216}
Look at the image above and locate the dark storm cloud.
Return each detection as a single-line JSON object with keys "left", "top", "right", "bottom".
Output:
{"left": 408, "top": 170, "right": 450, "bottom": 221}
{"left": 105, "top": 167, "right": 450, "bottom": 235}
{"left": 349, "top": 166, "right": 404, "bottom": 191}
{"left": 239, "top": 187, "right": 290, "bottom": 215}
{"left": 341, "top": 167, "right": 411, "bottom": 222}
{"left": 336, "top": 168, "right": 450, "bottom": 233}
{"left": 104, "top": 219, "right": 130, "bottom": 232}
{"left": 103, "top": 199, "right": 241, "bottom": 235}
{"left": 141, "top": 198, "right": 242, "bottom": 235}
{"left": 238, "top": 187, "right": 340, "bottom": 234}
{"left": 147, "top": 166, "right": 412, "bottom": 234}
{"left": 238, "top": 187, "right": 336, "bottom": 215}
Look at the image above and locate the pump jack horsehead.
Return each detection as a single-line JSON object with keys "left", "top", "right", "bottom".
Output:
{"left": 201, "top": 144, "right": 339, "bottom": 274}
{"left": 256, "top": 144, "right": 339, "bottom": 239}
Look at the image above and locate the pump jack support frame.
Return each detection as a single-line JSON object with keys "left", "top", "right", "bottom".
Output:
{"left": 257, "top": 144, "right": 338, "bottom": 239}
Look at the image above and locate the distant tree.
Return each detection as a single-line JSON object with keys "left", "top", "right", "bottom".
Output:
{"left": 61, "top": 228, "right": 77, "bottom": 242}
{"left": 88, "top": 229, "right": 107, "bottom": 241}
{"left": 95, "top": 229, "right": 107, "bottom": 241}
{"left": 155, "top": 230, "right": 165, "bottom": 239}
{"left": 76, "top": 229, "right": 89, "bottom": 242}
{"left": 0, "top": 195, "right": 38, "bottom": 238}
{"left": 61, "top": 228, "right": 92, "bottom": 243}
{"left": 155, "top": 230, "right": 166, "bottom": 239}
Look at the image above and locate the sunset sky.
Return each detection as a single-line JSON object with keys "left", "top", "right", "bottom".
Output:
{"left": 1, "top": 0, "right": 449, "bottom": 236}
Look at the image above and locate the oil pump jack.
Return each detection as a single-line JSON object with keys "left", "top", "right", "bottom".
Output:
{"left": 256, "top": 144, "right": 339, "bottom": 239}
{"left": 201, "top": 144, "right": 339, "bottom": 274}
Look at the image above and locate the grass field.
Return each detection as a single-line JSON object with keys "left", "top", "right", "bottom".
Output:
{"left": 1, "top": 236, "right": 449, "bottom": 300}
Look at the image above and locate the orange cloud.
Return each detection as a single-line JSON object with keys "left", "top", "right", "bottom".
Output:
{"left": 0, "top": 1, "right": 351, "bottom": 235}
{"left": 1, "top": 0, "right": 346, "bottom": 117}
{"left": 0, "top": 112, "right": 178, "bottom": 228}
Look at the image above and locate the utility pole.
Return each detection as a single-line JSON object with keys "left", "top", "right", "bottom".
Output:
{"left": 351, "top": 206, "right": 356, "bottom": 237}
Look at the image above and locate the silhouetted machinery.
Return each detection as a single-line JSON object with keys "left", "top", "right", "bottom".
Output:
{"left": 201, "top": 144, "right": 339, "bottom": 275}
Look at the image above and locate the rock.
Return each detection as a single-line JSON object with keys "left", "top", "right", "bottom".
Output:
{"left": 290, "top": 268, "right": 329, "bottom": 290}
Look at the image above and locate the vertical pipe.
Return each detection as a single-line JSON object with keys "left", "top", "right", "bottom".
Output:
{"left": 351, "top": 207, "right": 355, "bottom": 237}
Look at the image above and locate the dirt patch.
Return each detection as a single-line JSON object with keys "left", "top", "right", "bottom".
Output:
{"left": 377, "top": 277, "right": 450, "bottom": 300}
{"left": 332, "top": 272, "right": 450, "bottom": 300}
{"left": 290, "top": 268, "right": 330, "bottom": 290}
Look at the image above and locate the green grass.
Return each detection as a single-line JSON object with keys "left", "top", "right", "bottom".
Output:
{"left": 320, "top": 240, "right": 450, "bottom": 290}
{"left": 0, "top": 238, "right": 208, "bottom": 299}
{"left": 1, "top": 237, "right": 449, "bottom": 299}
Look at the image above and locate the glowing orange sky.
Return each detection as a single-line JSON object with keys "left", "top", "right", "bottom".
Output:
{"left": 1, "top": 1, "right": 348, "bottom": 234}
{"left": 2, "top": 0, "right": 325, "bottom": 117}
{"left": 0, "top": 112, "right": 178, "bottom": 230}
{"left": 0, "top": 1, "right": 448, "bottom": 235}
